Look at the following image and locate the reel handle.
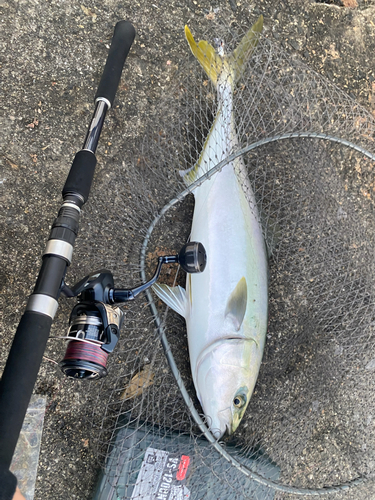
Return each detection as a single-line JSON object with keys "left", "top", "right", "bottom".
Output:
{"left": 95, "top": 21, "right": 136, "bottom": 108}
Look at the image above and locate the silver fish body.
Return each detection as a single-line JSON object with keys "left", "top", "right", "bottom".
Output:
{"left": 153, "top": 18, "right": 267, "bottom": 439}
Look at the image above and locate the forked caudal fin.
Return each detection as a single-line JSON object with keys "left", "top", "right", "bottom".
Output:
{"left": 184, "top": 15, "right": 263, "bottom": 88}
{"left": 181, "top": 17, "right": 263, "bottom": 187}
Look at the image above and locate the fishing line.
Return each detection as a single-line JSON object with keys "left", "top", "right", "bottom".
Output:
{"left": 42, "top": 356, "right": 59, "bottom": 366}
{"left": 140, "top": 131, "right": 375, "bottom": 496}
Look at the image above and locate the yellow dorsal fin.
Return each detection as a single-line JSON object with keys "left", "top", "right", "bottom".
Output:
{"left": 185, "top": 25, "right": 223, "bottom": 87}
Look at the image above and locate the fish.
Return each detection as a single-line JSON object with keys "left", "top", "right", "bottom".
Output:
{"left": 152, "top": 16, "right": 267, "bottom": 440}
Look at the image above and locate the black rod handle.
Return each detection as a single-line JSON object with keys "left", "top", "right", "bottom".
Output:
{"left": 0, "top": 20, "right": 136, "bottom": 477}
{"left": 94, "top": 20, "right": 136, "bottom": 107}
{"left": 0, "top": 312, "right": 52, "bottom": 469}
{"left": 62, "top": 150, "right": 97, "bottom": 201}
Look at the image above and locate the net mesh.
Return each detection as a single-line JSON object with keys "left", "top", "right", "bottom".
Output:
{"left": 70, "top": 19, "right": 375, "bottom": 499}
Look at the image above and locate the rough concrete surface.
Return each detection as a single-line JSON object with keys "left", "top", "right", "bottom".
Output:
{"left": 1, "top": 0, "right": 375, "bottom": 499}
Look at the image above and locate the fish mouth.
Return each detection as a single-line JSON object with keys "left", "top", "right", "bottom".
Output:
{"left": 211, "top": 427, "right": 226, "bottom": 440}
{"left": 206, "top": 407, "right": 231, "bottom": 440}
{"left": 208, "top": 421, "right": 228, "bottom": 440}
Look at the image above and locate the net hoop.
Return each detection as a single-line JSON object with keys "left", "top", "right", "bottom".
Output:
{"left": 139, "top": 132, "right": 375, "bottom": 496}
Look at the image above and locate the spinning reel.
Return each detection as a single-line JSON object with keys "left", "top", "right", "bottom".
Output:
{"left": 59, "top": 241, "right": 206, "bottom": 380}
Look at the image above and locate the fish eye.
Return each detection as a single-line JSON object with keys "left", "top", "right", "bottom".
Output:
{"left": 233, "top": 395, "right": 246, "bottom": 409}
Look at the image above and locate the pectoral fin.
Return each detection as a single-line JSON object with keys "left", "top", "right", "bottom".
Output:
{"left": 225, "top": 277, "right": 247, "bottom": 331}
{"left": 152, "top": 283, "right": 188, "bottom": 318}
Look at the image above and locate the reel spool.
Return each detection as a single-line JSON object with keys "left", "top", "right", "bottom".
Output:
{"left": 59, "top": 302, "right": 124, "bottom": 380}
{"left": 61, "top": 341, "right": 108, "bottom": 380}
{"left": 58, "top": 242, "right": 206, "bottom": 380}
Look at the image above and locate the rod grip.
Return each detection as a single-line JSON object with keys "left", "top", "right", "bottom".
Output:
{"left": 62, "top": 150, "right": 97, "bottom": 202}
{"left": 0, "top": 312, "right": 52, "bottom": 468}
{"left": 95, "top": 20, "right": 136, "bottom": 107}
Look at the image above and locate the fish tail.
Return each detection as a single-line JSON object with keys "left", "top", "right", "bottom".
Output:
{"left": 184, "top": 25, "right": 223, "bottom": 88}
{"left": 182, "top": 17, "right": 263, "bottom": 187}
{"left": 184, "top": 15, "right": 263, "bottom": 89}
{"left": 228, "top": 15, "right": 263, "bottom": 84}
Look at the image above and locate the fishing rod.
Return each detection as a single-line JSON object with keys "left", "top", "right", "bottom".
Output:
{"left": 0, "top": 19, "right": 206, "bottom": 476}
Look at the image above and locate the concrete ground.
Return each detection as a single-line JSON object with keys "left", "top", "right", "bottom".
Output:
{"left": 1, "top": 0, "right": 375, "bottom": 498}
